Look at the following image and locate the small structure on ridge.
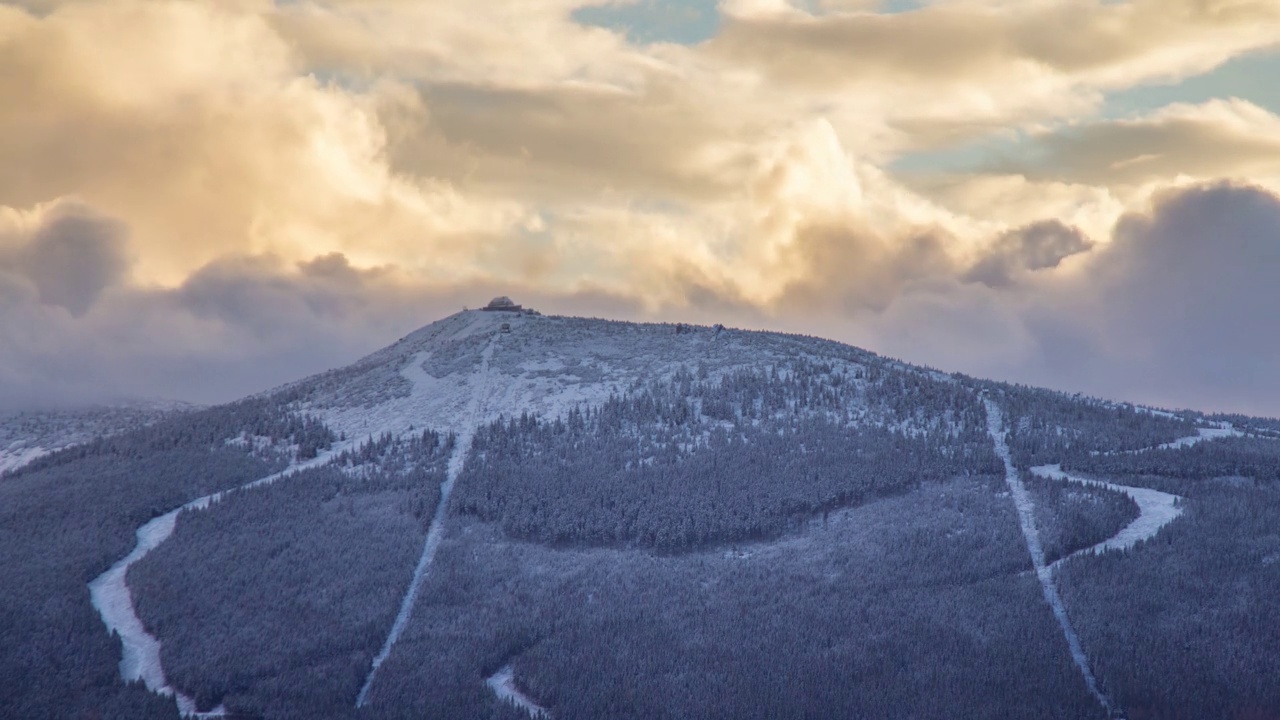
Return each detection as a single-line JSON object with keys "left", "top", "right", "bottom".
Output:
{"left": 483, "top": 296, "right": 523, "bottom": 312}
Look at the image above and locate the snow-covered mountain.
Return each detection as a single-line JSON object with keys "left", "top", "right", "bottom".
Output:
{"left": 285, "top": 308, "right": 884, "bottom": 440}
{"left": 5, "top": 305, "right": 1280, "bottom": 720}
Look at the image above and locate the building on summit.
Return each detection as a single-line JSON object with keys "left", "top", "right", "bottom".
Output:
{"left": 483, "top": 296, "right": 522, "bottom": 312}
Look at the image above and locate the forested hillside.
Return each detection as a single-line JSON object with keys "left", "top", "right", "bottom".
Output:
{"left": 130, "top": 431, "right": 454, "bottom": 717}
{"left": 984, "top": 382, "right": 1199, "bottom": 466}
{"left": 365, "top": 479, "right": 1106, "bottom": 720}
{"left": 457, "top": 360, "right": 998, "bottom": 550}
{"left": 0, "top": 401, "right": 190, "bottom": 475}
{"left": 0, "top": 398, "right": 336, "bottom": 718}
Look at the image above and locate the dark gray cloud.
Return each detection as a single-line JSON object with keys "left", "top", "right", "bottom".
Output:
{"left": 0, "top": 201, "right": 130, "bottom": 317}
{"left": 866, "top": 181, "right": 1280, "bottom": 416}
{"left": 1069, "top": 182, "right": 1280, "bottom": 413}
{"left": 965, "top": 220, "right": 1093, "bottom": 288}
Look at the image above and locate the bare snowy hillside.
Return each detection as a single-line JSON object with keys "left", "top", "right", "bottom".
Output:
{"left": 288, "top": 310, "right": 897, "bottom": 441}
{"left": 4, "top": 307, "right": 1280, "bottom": 720}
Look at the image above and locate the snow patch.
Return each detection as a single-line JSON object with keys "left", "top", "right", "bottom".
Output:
{"left": 486, "top": 665, "right": 549, "bottom": 719}
{"left": 1155, "top": 425, "right": 1244, "bottom": 450}
{"left": 0, "top": 445, "right": 47, "bottom": 475}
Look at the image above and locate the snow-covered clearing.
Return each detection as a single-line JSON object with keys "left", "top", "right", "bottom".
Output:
{"left": 486, "top": 665, "right": 550, "bottom": 719}
{"left": 317, "top": 312, "right": 630, "bottom": 443}
{"left": 88, "top": 451, "right": 338, "bottom": 717}
{"left": 1031, "top": 464, "right": 1183, "bottom": 571}
{"left": 356, "top": 334, "right": 499, "bottom": 708}
{"left": 0, "top": 445, "right": 46, "bottom": 475}
{"left": 982, "top": 398, "right": 1116, "bottom": 717}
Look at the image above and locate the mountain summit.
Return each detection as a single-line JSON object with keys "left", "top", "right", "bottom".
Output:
{"left": 4, "top": 309, "right": 1280, "bottom": 719}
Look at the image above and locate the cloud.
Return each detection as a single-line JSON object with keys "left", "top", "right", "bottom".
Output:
{"left": 988, "top": 99, "right": 1280, "bottom": 185}
{"left": 964, "top": 220, "right": 1093, "bottom": 288}
{"left": 1, "top": 1, "right": 1280, "bottom": 416}
{"left": 387, "top": 79, "right": 746, "bottom": 203}
{"left": 710, "top": 0, "right": 1280, "bottom": 152}
{"left": 0, "top": 200, "right": 130, "bottom": 316}
{"left": 864, "top": 182, "right": 1280, "bottom": 415}
{"left": 0, "top": 1, "right": 538, "bottom": 285}
{"left": 714, "top": 0, "right": 1280, "bottom": 88}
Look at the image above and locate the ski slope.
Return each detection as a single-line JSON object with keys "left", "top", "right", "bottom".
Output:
{"left": 356, "top": 335, "right": 499, "bottom": 707}
{"left": 88, "top": 452, "right": 339, "bottom": 717}
{"left": 1031, "top": 464, "right": 1183, "bottom": 570}
{"left": 982, "top": 398, "right": 1116, "bottom": 717}
{"left": 1155, "top": 425, "right": 1243, "bottom": 450}
{"left": 487, "top": 665, "right": 550, "bottom": 719}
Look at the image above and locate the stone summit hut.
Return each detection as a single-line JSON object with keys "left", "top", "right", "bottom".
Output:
{"left": 482, "top": 296, "right": 522, "bottom": 312}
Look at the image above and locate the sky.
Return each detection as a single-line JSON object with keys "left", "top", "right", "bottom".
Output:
{"left": 2, "top": 0, "right": 1280, "bottom": 415}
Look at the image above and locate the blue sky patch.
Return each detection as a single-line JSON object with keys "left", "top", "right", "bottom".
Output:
{"left": 1101, "top": 50, "right": 1280, "bottom": 118}
{"left": 572, "top": 0, "right": 721, "bottom": 46}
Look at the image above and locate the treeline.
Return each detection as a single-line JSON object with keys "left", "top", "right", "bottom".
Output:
{"left": 979, "top": 384, "right": 1197, "bottom": 466}
{"left": 15, "top": 396, "right": 335, "bottom": 475}
{"left": 455, "top": 362, "right": 999, "bottom": 551}
{"left": 129, "top": 430, "right": 454, "bottom": 718}
{"left": 0, "top": 403, "right": 180, "bottom": 469}
{"left": 1209, "top": 412, "right": 1280, "bottom": 437}
{"left": 1065, "top": 436, "right": 1280, "bottom": 486}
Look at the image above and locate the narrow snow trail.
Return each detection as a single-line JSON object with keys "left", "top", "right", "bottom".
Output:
{"left": 1032, "top": 464, "right": 1183, "bottom": 571}
{"left": 356, "top": 334, "right": 499, "bottom": 708}
{"left": 982, "top": 399, "right": 1116, "bottom": 717}
{"left": 486, "top": 665, "right": 549, "bottom": 718}
{"left": 88, "top": 451, "right": 338, "bottom": 717}
{"left": 1155, "top": 425, "right": 1242, "bottom": 450}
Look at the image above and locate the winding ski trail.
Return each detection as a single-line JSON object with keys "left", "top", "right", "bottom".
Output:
{"left": 356, "top": 334, "right": 499, "bottom": 708}
{"left": 982, "top": 398, "right": 1117, "bottom": 717}
{"left": 486, "top": 665, "right": 550, "bottom": 718}
{"left": 1031, "top": 464, "right": 1183, "bottom": 571}
{"left": 88, "top": 451, "right": 339, "bottom": 717}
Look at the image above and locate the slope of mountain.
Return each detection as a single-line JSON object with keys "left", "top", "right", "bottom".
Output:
{"left": 0, "top": 401, "right": 192, "bottom": 475}
{"left": 4, "top": 307, "right": 1280, "bottom": 719}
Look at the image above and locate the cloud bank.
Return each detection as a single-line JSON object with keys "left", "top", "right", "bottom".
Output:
{"left": 1, "top": 1, "right": 1279, "bottom": 414}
